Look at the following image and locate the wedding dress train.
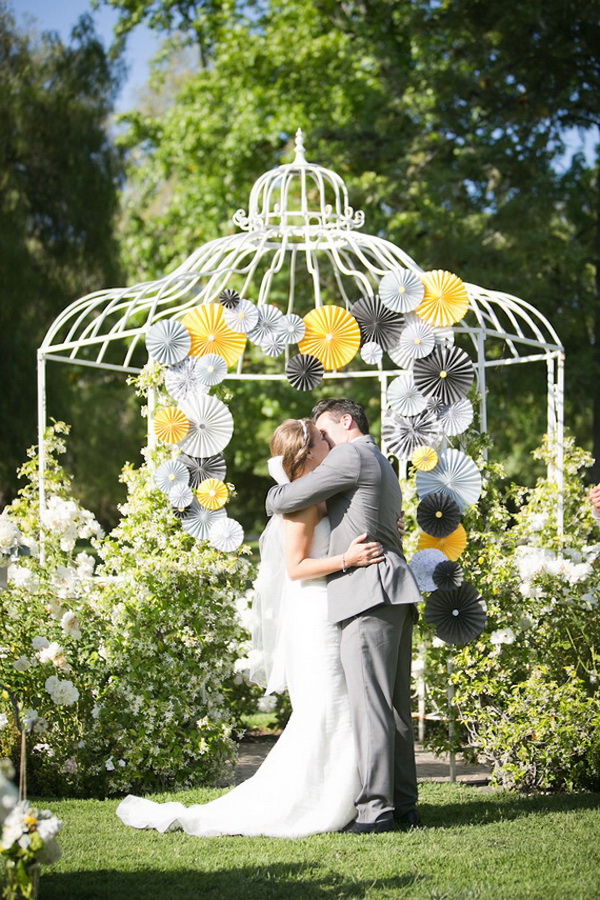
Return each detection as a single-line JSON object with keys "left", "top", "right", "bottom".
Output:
{"left": 116, "top": 518, "right": 360, "bottom": 837}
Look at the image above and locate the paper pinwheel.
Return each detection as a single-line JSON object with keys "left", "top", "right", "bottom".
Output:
{"left": 182, "top": 303, "right": 246, "bottom": 367}
{"left": 260, "top": 334, "right": 287, "bottom": 357}
{"left": 398, "top": 318, "right": 436, "bottom": 360}
{"left": 299, "top": 305, "right": 360, "bottom": 370}
{"left": 195, "top": 353, "right": 228, "bottom": 387}
{"left": 154, "top": 407, "right": 190, "bottom": 444}
{"left": 424, "top": 584, "right": 487, "bottom": 645}
{"left": 417, "top": 524, "right": 467, "bottom": 561}
{"left": 209, "top": 516, "right": 244, "bottom": 552}
{"left": 165, "top": 357, "right": 209, "bottom": 402}
{"left": 437, "top": 398, "right": 474, "bottom": 437}
{"left": 416, "top": 448, "right": 482, "bottom": 512}
{"left": 179, "top": 452, "right": 226, "bottom": 488}
{"left": 350, "top": 295, "right": 404, "bottom": 350}
{"left": 411, "top": 446, "right": 439, "bottom": 472}
{"left": 169, "top": 482, "right": 194, "bottom": 512}
{"left": 146, "top": 319, "right": 191, "bottom": 366}
{"left": 177, "top": 393, "right": 233, "bottom": 458}
{"left": 413, "top": 344, "right": 475, "bottom": 406}
{"left": 286, "top": 353, "right": 325, "bottom": 391}
{"left": 181, "top": 501, "right": 227, "bottom": 540}
{"left": 219, "top": 288, "right": 240, "bottom": 309}
{"left": 387, "top": 373, "right": 428, "bottom": 417}
{"left": 432, "top": 559, "right": 464, "bottom": 591}
{"left": 223, "top": 298, "right": 260, "bottom": 334}
{"left": 361, "top": 342, "right": 383, "bottom": 365}
{"left": 382, "top": 410, "right": 442, "bottom": 461}
{"left": 277, "top": 314, "right": 306, "bottom": 344}
{"left": 248, "top": 305, "right": 284, "bottom": 343}
{"left": 417, "top": 492, "right": 461, "bottom": 538}
{"left": 409, "top": 549, "right": 449, "bottom": 593}
{"left": 195, "top": 478, "right": 229, "bottom": 510}
{"left": 416, "top": 269, "right": 470, "bottom": 327}
{"left": 379, "top": 268, "right": 424, "bottom": 313}
{"left": 154, "top": 459, "right": 190, "bottom": 493}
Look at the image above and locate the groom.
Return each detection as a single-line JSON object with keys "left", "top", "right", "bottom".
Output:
{"left": 266, "top": 398, "right": 421, "bottom": 833}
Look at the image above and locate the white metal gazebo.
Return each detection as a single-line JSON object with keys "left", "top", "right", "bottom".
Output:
{"left": 38, "top": 129, "right": 564, "bottom": 515}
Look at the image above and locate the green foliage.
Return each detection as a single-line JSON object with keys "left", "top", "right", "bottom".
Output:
{"left": 415, "top": 432, "right": 600, "bottom": 791}
{"left": 0, "top": 424, "right": 255, "bottom": 797}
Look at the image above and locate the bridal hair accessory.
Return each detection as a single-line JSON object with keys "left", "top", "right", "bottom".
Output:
{"left": 267, "top": 456, "right": 290, "bottom": 485}
{"left": 297, "top": 419, "right": 309, "bottom": 443}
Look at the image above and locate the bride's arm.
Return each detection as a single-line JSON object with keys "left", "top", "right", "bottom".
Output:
{"left": 283, "top": 507, "right": 384, "bottom": 581}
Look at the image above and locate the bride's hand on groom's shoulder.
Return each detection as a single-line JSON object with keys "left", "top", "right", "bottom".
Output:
{"left": 397, "top": 511, "right": 406, "bottom": 538}
{"left": 345, "top": 534, "right": 385, "bottom": 568}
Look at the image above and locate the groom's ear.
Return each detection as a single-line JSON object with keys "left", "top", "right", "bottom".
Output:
{"left": 340, "top": 414, "right": 354, "bottom": 431}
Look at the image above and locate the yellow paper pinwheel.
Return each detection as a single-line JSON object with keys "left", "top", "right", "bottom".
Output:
{"left": 154, "top": 407, "right": 190, "bottom": 444}
{"left": 416, "top": 270, "right": 470, "bottom": 328}
{"left": 417, "top": 523, "right": 467, "bottom": 561}
{"left": 298, "top": 305, "right": 361, "bottom": 370}
{"left": 195, "top": 478, "right": 229, "bottom": 510}
{"left": 182, "top": 303, "right": 246, "bottom": 367}
{"left": 411, "top": 445, "right": 439, "bottom": 472}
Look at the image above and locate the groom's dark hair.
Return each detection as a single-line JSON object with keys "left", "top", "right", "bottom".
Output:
{"left": 311, "top": 399, "right": 369, "bottom": 435}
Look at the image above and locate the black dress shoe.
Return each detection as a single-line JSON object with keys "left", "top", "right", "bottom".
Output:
{"left": 340, "top": 819, "right": 396, "bottom": 834}
{"left": 394, "top": 808, "right": 422, "bottom": 830}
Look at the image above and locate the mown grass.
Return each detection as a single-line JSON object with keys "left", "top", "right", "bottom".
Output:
{"left": 15, "top": 783, "right": 600, "bottom": 899}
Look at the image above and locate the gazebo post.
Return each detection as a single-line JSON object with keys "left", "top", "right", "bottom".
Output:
{"left": 36, "top": 350, "right": 47, "bottom": 563}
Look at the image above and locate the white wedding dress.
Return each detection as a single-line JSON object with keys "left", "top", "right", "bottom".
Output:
{"left": 116, "top": 517, "right": 360, "bottom": 838}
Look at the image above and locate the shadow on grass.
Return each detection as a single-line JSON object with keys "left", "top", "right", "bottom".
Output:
{"left": 420, "top": 788, "right": 600, "bottom": 829}
{"left": 42, "top": 863, "right": 426, "bottom": 900}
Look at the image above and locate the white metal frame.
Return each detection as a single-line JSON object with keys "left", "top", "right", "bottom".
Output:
{"left": 38, "top": 129, "right": 564, "bottom": 523}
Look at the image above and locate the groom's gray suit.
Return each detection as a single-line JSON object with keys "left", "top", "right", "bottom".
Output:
{"left": 267, "top": 434, "right": 421, "bottom": 826}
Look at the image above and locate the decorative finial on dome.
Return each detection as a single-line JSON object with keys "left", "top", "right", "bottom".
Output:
{"left": 293, "top": 128, "right": 307, "bottom": 165}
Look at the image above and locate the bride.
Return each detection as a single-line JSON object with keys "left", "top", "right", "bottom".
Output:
{"left": 116, "top": 417, "right": 384, "bottom": 838}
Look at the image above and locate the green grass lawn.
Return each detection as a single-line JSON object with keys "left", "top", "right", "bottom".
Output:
{"left": 14, "top": 783, "right": 599, "bottom": 899}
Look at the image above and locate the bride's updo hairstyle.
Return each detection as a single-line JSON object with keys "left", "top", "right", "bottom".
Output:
{"left": 270, "top": 418, "right": 313, "bottom": 481}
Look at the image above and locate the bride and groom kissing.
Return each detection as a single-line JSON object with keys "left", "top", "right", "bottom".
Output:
{"left": 117, "top": 398, "right": 422, "bottom": 837}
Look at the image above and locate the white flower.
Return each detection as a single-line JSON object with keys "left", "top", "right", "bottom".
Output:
{"left": 526, "top": 512, "right": 548, "bottom": 532}
{"left": 9, "top": 565, "right": 39, "bottom": 591}
{"left": 0, "top": 514, "right": 21, "bottom": 554}
{"left": 490, "top": 628, "right": 516, "bottom": 646}
{"left": 0, "top": 771, "right": 18, "bottom": 825}
{"left": 581, "top": 592, "right": 598, "bottom": 609}
{"left": 105, "top": 757, "right": 115, "bottom": 771}
{"left": 75, "top": 552, "right": 95, "bottom": 577}
{"left": 117, "top": 759, "right": 126, "bottom": 768}
{"left": 0, "top": 714, "right": 8, "bottom": 730}
{"left": 431, "top": 637, "right": 446, "bottom": 648}
{"left": 257, "top": 695, "right": 276, "bottom": 713}
{"left": 46, "top": 597, "right": 65, "bottom": 621}
{"left": 38, "top": 642, "right": 63, "bottom": 665}
{"left": 33, "top": 717, "right": 48, "bottom": 734}
{"left": 60, "top": 611, "right": 82, "bottom": 640}
{"left": 518, "top": 616, "right": 535, "bottom": 631}
{"left": 63, "top": 758, "right": 78, "bottom": 775}
{"left": 13, "top": 656, "right": 31, "bottom": 673}
{"left": 44, "top": 675, "right": 60, "bottom": 695}
{"left": 49, "top": 680, "right": 79, "bottom": 706}
{"left": 91, "top": 705, "right": 102, "bottom": 720}
{"left": 22, "top": 709, "right": 38, "bottom": 730}
{"left": 32, "top": 636, "right": 50, "bottom": 651}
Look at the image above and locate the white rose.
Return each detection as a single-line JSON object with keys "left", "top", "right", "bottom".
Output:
{"left": 490, "top": 627, "right": 516, "bottom": 646}
{"left": 0, "top": 714, "right": 9, "bottom": 730}
{"left": 22, "top": 709, "right": 38, "bottom": 730}
{"left": 60, "top": 611, "right": 82, "bottom": 640}
{"left": 13, "top": 656, "right": 31, "bottom": 672}
{"left": 49, "top": 680, "right": 79, "bottom": 706}
{"left": 38, "top": 642, "right": 63, "bottom": 664}
{"left": 32, "top": 636, "right": 50, "bottom": 651}
{"left": 105, "top": 757, "right": 115, "bottom": 772}
{"left": 44, "top": 675, "right": 60, "bottom": 695}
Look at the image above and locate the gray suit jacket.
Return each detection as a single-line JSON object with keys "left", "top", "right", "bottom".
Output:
{"left": 266, "top": 435, "right": 421, "bottom": 623}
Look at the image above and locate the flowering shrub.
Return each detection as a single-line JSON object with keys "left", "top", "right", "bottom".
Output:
{"left": 0, "top": 424, "right": 255, "bottom": 796}
{"left": 413, "top": 434, "right": 600, "bottom": 791}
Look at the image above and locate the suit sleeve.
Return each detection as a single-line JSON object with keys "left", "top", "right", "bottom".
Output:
{"left": 266, "top": 443, "right": 360, "bottom": 515}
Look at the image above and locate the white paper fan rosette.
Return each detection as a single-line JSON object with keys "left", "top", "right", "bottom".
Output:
{"left": 361, "top": 342, "right": 383, "bottom": 365}
{"left": 260, "top": 334, "right": 286, "bottom": 357}
{"left": 146, "top": 319, "right": 191, "bottom": 366}
{"left": 379, "top": 268, "right": 424, "bottom": 313}
{"left": 177, "top": 393, "right": 234, "bottom": 458}
{"left": 209, "top": 516, "right": 244, "bottom": 552}
{"left": 437, "top": 398, "right": 474, "bottom": 437}
{"left": 223, "top": 298, "right": 259, "bottom": 333}
{"left": 154, "top": 459, "right": 190, "bottom": 493}
{"left": 388, "top": 372, "right": 428, "bottom": 417}
{"left": 383, "top": 410, "right": 442, "bottom": 460}
{"left": 398, "top": 318, "right": 436, "bottom": 360}
{"left": 165, "top": 357, "right": 209, "bottom": 402}
{"left": 249, "top": 305, "right": 284, "bottom": 343}
{"left": 169, "top": 482, "right": 194, "bottom": 511}
{"left": 181, "top": 501, "right": 227, "bottom": 539}
{"left": 277, "top": 314, "right": 306, "bottom": 344}
{"left": 409, "top": 549, "right": 449, "bottom": 593}
{"left": 416, "top": 448, "right": 482, "bottom": 512}
{"left": 195, "top": 353, "right": 228, "bottom": 387}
